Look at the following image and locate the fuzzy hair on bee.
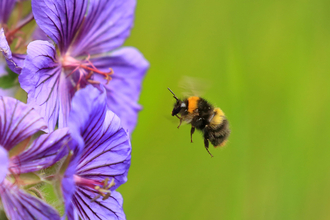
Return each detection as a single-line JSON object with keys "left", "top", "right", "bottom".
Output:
{"left": 168, "top": 87, "right": 230, "bottom": 157}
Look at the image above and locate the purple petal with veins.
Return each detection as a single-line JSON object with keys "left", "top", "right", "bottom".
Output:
{"left": 71, "top": 0, "right": 136, "bottom": 57}
{"left": 0, "top": 96, "right": 47, "bottom": 151}
{"left": 77, "top": 110, "right": 131, "bottom": 189}
{"left": 68, "top": 85, "right": 106, "bottom": 145}
{"left": 9, "top": 128, "right": 70, "bottom": 174}
{"left": 31, "top": 0, "right": 88, "bottom": 54}
{"left": 0, "top": 180, "right": 60, "bottom": 220}
{"left": 63, "top": 85, "right": 130, "bottom": 219}
{"left": 73, "top": 189, "right": 125, "bottom": 220}
{"left": 0, "top": 96, "right": 69, "bottom": 219}
{"left": 93, "top": 47, "right": 149, "bottom": 133}
{"left": 19, "top": 40, "right": 73, "bottom": 130}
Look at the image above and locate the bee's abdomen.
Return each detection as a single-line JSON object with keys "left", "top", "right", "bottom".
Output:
{"left": 204, "top": 118, "right": 230, "bottom": 147}
{"left": 209, "top": 108, "right": 225, "bottom": 127}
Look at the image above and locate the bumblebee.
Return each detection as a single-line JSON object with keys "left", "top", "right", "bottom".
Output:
{"left": 168, "top": 88, "right": 230, "bottom": 157}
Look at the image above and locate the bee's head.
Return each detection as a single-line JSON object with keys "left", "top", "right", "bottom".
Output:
{"left": 172, "top": 99, "right": 186, "bottom": 116}
{"left": 168, "top": 88, "right": 185, "bottom": 116}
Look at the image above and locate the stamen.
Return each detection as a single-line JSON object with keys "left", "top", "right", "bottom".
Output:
{"left": 87, "top": 80, "right": 101, "bottom": 85}
{"left": 90, "top": 195, "right": 101, "bottom": 202}
{"left": 62, "top": 55, "right": 114, "bottom": 89}
{"left": 74, "top": 176, "right": 115, "bottom": 202}
{"left": 78, "top": 63, "right": 113, "bottom": 84}
{"left": 91, "top": 178, "right": 115, "bottom": 202}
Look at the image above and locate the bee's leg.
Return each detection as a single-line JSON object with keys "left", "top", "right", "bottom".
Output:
{"left": 204, "top": 138, "right": 214, "bottom": 157}
{"left": 190, "top": 126, "right": 195, "bottom": 143}
{"left": 175, "top": 115, "right": 183, "bottom": 128}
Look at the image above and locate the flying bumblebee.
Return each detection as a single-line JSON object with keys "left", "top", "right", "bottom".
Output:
{"left": 168, "top": 87, "right": 230, "bottom": 157}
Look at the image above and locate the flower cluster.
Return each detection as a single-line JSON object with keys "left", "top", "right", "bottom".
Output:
{"left": 0, "top": 0, "right": 148, "bottom": 219}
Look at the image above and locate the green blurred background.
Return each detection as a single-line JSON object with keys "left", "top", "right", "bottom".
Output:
{"left": 121, "top": 0, "right": 330, "bottom": 219}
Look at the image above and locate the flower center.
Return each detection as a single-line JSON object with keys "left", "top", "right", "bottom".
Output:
{"left": 62, "top": 55, "right": 113, "bottom": 90}
{"left": 74, "top": 175, "right": 115, "bottom": 202}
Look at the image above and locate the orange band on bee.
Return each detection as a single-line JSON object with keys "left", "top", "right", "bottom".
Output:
{"left": 187, "top": 96, "right": 200, "bottom": 113}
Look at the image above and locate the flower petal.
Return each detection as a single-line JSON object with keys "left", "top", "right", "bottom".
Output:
{"left": 32, "top": 26, "right": 51, "bottom": 42}
{"left": 61, "top": 134, "right": 82, "bottom": 219}
{"left": 0, "top": 145, "right": 8, "bottom": 184}
{"left": 73, "top": 189, "right": 125, "bottom": 220}
{"left": 19, "top": 40, "right": 72, "bottom": 130}
{"left": 9, "top": 128, "right": 70, "bottom": 174}
{"left": 62, "top": 85, "right": 107, "bottom": 219}
{"left": 62, "top": 87, "right": 108, "bottom": 220}
{"left": 0, "top": 180, "right": 61, "bottom": 220}
{"left": 31, "top": 0, "right": 88, "bottom": 54}
{"left": 69, "top": 86, "right": 131, "bottom": 188}
{"left": 92, "top": 47, "right": 149, "bottom": 133}
{"left": 0, "top": 0, "right": 16, "bottom": 24}
{"left": 62, "top": 162, "right": 78, "bottom": 220}
{"left": 71, "top": 0, "right": 136, "bottom": 57}
{"left": 64, "top": 85, "right": 130, "bottom": 219}
{"left": 77, "top": 110, "right": 131, "bottom": 190}
{"left": 0, "top": 28, "right": 25, "bottom": 74}
{"left": 0, "top": 96, "right": 47, "bottom": 151}
{"left": 69, "top": 85, "right": 107, "bottom": 151}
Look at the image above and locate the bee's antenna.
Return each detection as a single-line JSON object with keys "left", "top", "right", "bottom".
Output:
{"left": 167, "top": 87, "right": 179, "bottom": 101}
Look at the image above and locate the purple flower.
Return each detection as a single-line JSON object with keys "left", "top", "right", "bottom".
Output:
{"left": 0, "top": 96, "right": 70, "bottom": 220}
{"left": 62, "top": 85, "right": 131, "bottom": 220}
{"left": 19, "top": 0, "right": 149, "bottom": 133}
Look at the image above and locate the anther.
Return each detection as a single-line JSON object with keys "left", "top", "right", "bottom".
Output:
{"left": 90, "top": 178, "right": 115, "bottom": 202}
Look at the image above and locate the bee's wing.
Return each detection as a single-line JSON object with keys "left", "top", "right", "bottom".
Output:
{"left": 179, "top": 76, "right": 212, "bottom": 97}
{"left": 164, "top": 115, "right": 178, "bottom": 123}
